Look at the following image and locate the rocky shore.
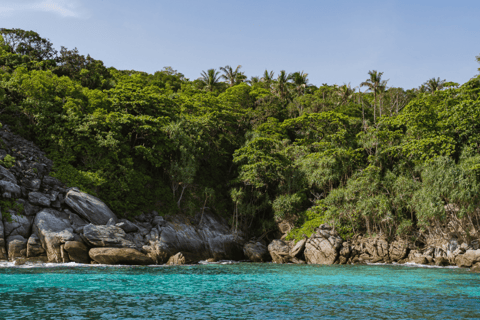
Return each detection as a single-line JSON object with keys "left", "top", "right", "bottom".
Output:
{"left": 1, "top": 126, "right": 479, "bottom": 272}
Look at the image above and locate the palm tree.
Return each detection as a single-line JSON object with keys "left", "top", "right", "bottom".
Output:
{"left": 220, "top": 65, "right": 245, "bottom": 87}
{"left": 248, "top": 76, "right": 260, "bottom": 85}
{"left": 336, "top": 83, "right": 355, "bottom": 105}
{"left": 291, "top": 71, "right": 309, "bottom": 95}
{"left": 424, "top": 77, "right": 446, "bottom": 93}
{"left": 274, "top": 70, "right": 292, "bottom": 100}
{"left": 199, "top": 69, "right": 221, "bottom": 92}
{"left": 360, "top": 70, "right": 388, "bottom": 123}
{"left": 260, "top": 70, "right": 275, "bottom": 90}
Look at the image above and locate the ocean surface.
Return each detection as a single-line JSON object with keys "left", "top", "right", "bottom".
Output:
{"left": 0, "top": 261, "right": 479, "bottom": 320}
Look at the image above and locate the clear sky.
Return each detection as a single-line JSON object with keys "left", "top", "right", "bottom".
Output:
{"left": 1, "top": 0, "right": 479, "bottom": 89}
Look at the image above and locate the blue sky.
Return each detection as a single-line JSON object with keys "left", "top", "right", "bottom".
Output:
{"left": 1, "top": 0, "right": 479, "bottom": 89}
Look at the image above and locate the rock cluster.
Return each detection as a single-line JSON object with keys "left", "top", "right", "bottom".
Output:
{"left": 0, "top": 126, "right": 245, "bottom": 265}
{"left": 265, "top": 223, "right": 480, "bottom": 271}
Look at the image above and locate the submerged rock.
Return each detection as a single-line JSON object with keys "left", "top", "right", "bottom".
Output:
{"left": 65, "top": 189, "right": 117, "bottom": 225}
{"left": 89, "top": 247, "right": 153, "bottom": 265}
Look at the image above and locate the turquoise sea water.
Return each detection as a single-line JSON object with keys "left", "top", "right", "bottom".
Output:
{"left": 0, "top": 262, "right": 479, "bottom": 320}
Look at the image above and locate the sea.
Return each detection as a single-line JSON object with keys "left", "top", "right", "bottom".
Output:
{"left": 0, "top": 261, "right": 479, "bottom": 319}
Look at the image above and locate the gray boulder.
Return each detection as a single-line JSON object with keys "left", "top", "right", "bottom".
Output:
{"left": 455, "top": 250, "right": 480, "bottom": 267}
{"left": 0, "top": 220, "right": 6, "bottom": 260}
{"left": 65, "top": 189, "right": 117, "bottom": 225}
{"left": 0, "top": 165, "right": 17, "bottom": 183}
{"left": 0, "top": 180, "right": 21, "bottom": 198}
{"left": 28, "top": 192, "right": 51, "bottom": 207}
{"left": 83, "top": 224, "right": 136, "bottom": 248}
{"left": 289, "top": 238, "right": 307, "bottom": 257}
{"left": 244, "top": 240, "right": 270, "bottom": 262}
{"left": 3, "top": 212, "right": 32, "bottom": 239}
{"left": 33, "top": 209, "right": 75, "bottom": 262}
{"left": 26, "top": 233, "right": 45, "bottom": 257}
{"left": 89, "top": 247, "right": 153, "bottom": 265}
{"left": 117, "top": 219, "right": 139, "bottom": 233}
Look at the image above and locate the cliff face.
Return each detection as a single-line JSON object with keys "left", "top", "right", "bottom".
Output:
{"left": 0, "top": 126, "right": 245, "bottom": 265}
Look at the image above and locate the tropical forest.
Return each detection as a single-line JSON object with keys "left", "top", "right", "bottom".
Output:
{"left": 1, "top": 27, "right": 480, "bottom": 245}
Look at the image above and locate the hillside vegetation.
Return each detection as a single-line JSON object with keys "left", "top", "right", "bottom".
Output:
{"left": 1, "top": 28, "right": 480, "bottom": 244}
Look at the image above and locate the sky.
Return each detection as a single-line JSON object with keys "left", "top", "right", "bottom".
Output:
{"left": 1, "top": 0, "right": 479, "bottom": 89}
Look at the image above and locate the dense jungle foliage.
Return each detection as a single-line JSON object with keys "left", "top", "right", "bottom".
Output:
{"left": 1, "top": 28, "right": 480, "bottom": 243}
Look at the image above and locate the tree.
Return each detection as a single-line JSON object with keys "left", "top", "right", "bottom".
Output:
{"left": 0, "top": 28, "right": 57, "bottom": 61}
{"left": 476, "top": 53, "right": 480, "bottom": 71}
{"left": 336, "top": 83, "right": 355, "bottom": 106}
{"left": 220, "top": 65, "right": 246, "bottom": 87}
{"left": 424, "top": 77, "right": 446, "bottom": 93}
{"left": 274, "top": 70, "right": 292, "bottom": 100}
{"left": 260, "top": 70, "right": 275, "bottom": 90}
{"left": 199, "top": 68, "right": 222, "bottom": 92}
{"left": 360, "top": 70, "right": 388, "bottom": 123}
{"left": 291, "top": 71, "right": 310, "bottom": 95}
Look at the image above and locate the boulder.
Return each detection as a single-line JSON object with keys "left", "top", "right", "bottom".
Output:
{"left": 471, "top": 262, "right": 480, "bottom": 273}
{"left": 411, "top": 256, "right": 427, "bottom": 264}
{"left": 117, "top": 219, "right": 139, "bottom": 233}
{"left": 0, "top": 220, "right": 6, "bottom": 260}
{"left": 289, "top": 238, "right": 306, "bottom": 257}
{"left": 243, "top": 240, "right": 270, "bottom": 262}
{"left": 290, "top": 257, "right": 306, "bottom": 264}
{"left": 83, "top": 224, "right": 136, "bottom": 248}
{"left": 64, "top": 241, "right": 90, "bottom": 264}
{"left": 304, "top": 236, "right": 339, "bottom": 265}
{"left": 304, "top": 225, "right": 343, "bottom": 265}
{"left": 89, "top": 247, "right": 153, "bottom": 265}
{"left": 65, "top": 189, "right": 117, "bottom": 225}
{"left": 28, "top": 192, "right": 51, "bottom": 207}
{"left": 3, "top": 212, "right": 32, "bottom": 239}
{"left": 389, "top": 240, "right": 408, "bottom": 261}
{"left": 339, "top": 242, "right": 352, "bottom": 264}
{"left": 455, "top": 250, "right": 480, "bottom": 268}
{"left": 268, "top": 239, "right": 291, "bottom": 264}
{"left": 0, "top": 165, "right": 17, "bottom": 183}
{"left": 42, "top": 176, "right": 63, "bottom": 188}
{"left": 26, "top": 233, "right": 45, "bottom": 257}
{"left": 167, "top": 252, "right": 186, "bottom": 265}
{"left": 435, "top": 256, "right": 450, "bottom": 266}
{"left": 0, "top": 180, "right": 21, "bottom": 198}
{"left": 33, "top": 209, "right": 75, "bottom": 262}
{"left": 7, "top": 235, "right": 27, "bottom": 261}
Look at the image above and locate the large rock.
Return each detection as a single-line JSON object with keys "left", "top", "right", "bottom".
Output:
{"left": 65, "top": 189, "right": 117, "bottom": 225}
{"left": 64, "top": 241, "right": 90, "bottom": 264}
{"left": 89, "top": 247, "right": 153, "bottom": 265}
{"left": 33, "top": 209, "right": 75, "bottom": 262}
{"left": 304, "top": 236, "right": 339, "bottom": 265}
{"left": 3, "top": 212, "right": 32, "bottom": 239}
{"left": 268, "top": 239, "right": 291, "bottom": 264}
{"left": 455, "top": 250, "right": 480, "bottom": 267}
{"left": 304, "top": 225, "right": 343, "bottom": 265}
{"left": 83, "top": 224, "right": 136, "bottom": 248}
{"left": 0, "top": 165, "right": 17, "bottom": 183}
{"left": 26, "top": 233, "right": 45, "bottom": 257}
{"left": 0, "top": 180, "right": 21, "bottom": 198}
{"left": 389, "top": 240, "right": 408, "bottom": 261}
{"left": 143, "top": 212, "right": 244, "bottom": 263}
{"left": 166, "top": 252, "right": 186, "bottom": 265}
{"left": 289, "top": 238, "right": 306, "bottom": 257}
{"left": 0, "top": 220, "right": 6, "bottom": 260}
{"left": 28, "top": 192, "right": 51, "bottom": 207}
{"left": 244, "top": 240, "right": 270, "bottom": 262}
{"left": 7, "top": 235, "right": 27, "bottom": 261}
